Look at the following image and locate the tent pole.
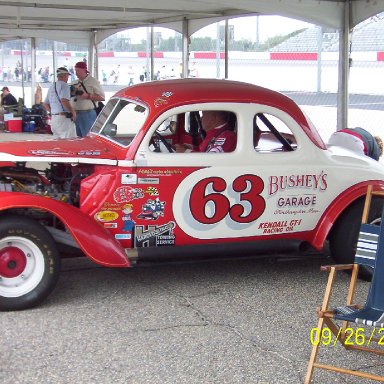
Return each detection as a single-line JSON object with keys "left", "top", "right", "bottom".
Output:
{"left": 20, "top": 40, "right": 25, "bottom": 104}
{"left": 337, "top": 0, "right": 351, "bottom": 130}
{"left": 89, "top": 32, "right": 95, "bottom": 78}
{"left": 31, "top": 37, "right": 36, "bottom": 106}
{"left": 150, "top": 27, "right": 155, "bottom": 80}
{"left": 224, "top": 19, "right": 229, "bottom": 79}
{"left": 181, "top": 18, "right": 189, "bottom": 78}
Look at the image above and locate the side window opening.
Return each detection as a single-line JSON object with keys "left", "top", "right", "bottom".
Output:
{"left": 150, "top": 110, "right": 237, "bottom": 154}
{"left": 253, "top": 113, "right": 297, "bottom": 152}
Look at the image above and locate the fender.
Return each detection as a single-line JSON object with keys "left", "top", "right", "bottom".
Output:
{"left": 311, "top": 180, "right": 384, "bottom": 250}
{"left": 0, "top": 192, "right": 130, "bottom": 267}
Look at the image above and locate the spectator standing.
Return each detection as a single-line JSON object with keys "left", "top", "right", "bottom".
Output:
{"left": 1, "top": 87, "right": 18, "bottom": 108}
{"left": 2, "top": 66, "right": 7, "bottom": 81}
{"left": 102, "top": 69, "right": 107, "bottom": 85}
{"left": 71, "top": 61, "right": 105, "bottom": 137}
{"left": 139, "top": 66, "right": 146, "bottom": 82}
{"left": 14, "top": 66, "right": 20, "bottom": 81}
{"left": 113, "top": 65, "right": 120, "bottom": 84}
{"left": 189, "top": 62, "right": 198, "bottom": 78}
{"left": 128, "top": 66, "right": 135, "bottom": 86}
{"left": 43, "top": 67, "right": 77, "bottom": 139}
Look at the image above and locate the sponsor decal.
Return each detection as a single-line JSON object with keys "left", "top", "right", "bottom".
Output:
{"left": 274, "top": 207, "right": 320, "bottom": 215}
{"left": 100, "top": 202, "right": 122, "bottom": 211}
{"left": 268, "top": 172, "right": 328, "bottom": 196}
{"left": 122, "top": 204, "right": 135, "bottom": 232}
{"left": 115, "top": 234, "right": 132, "bottom": 240}
{"left": 29, "top": 149, "right": 75, "bottom": 156}
{"left": 138, "top": 177, "right": 160, "bottom": 184}
{"left": 162, "top": 92, "right": 173, "bottom": 98}
{"left": 113, "top": 186, "right": 144, "bottom": 203}
{"left": 104, "top": 223, "right": 118, "bottom": 229}
{"left": 94, "top": 210, "right": 119, "bottom": 222}
{"left": 77, "top": 150, "right": 101, "bottom": 156}
{"left": 258, "top": 219, "right": 302, "bottom": 234}
{"left": 138, "top": 169, "right": 182, "bottom": 176}
{"left": 121, "top": 174, "right": 137, "bottom": 185}
{"left": 276, "top": 194, "right": 317, "bottom": 208}
{"left": 134, "top": 221, "right": 176, "bottom": 247}
{"left": 137, "top": 198, "right": 165, "bottom": 220}
{"left": 144, "top": 187, "right": 159, "bottom": 196}
{"left": 154, "top": 97, "right": 168, "bottom": 107}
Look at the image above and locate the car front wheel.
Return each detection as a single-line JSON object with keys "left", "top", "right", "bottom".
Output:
{"left": 0, "top": 215, "right": 60, "bottom": 311}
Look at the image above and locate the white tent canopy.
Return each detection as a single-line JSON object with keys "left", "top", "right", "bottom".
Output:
{"left": 0, "top": 0, "right": 383, "bottom": 45}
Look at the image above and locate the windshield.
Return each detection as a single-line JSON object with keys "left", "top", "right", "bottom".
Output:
{"left": 91, "top": 98, "right": 149, "bottom": 146}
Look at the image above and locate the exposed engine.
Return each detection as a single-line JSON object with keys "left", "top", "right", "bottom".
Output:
{"left": 0, "top": 162, "right": 93, "bottom": 206}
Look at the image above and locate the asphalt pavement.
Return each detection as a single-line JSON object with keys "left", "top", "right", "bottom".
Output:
{"left": 1, "top": 253, "right": 383, "bottom": 384}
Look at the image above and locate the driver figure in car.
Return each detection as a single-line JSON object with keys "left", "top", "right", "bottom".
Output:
{"left": 175, "top": 110, "right": 237, "bottom": 153}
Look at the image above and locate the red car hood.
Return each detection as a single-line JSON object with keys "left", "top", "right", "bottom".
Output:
{"left": 0, "top": 135, "right": 122, "bottom": 164}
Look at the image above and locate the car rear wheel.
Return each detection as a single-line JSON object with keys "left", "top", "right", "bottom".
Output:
{"left": 0, "top": 215, "right": 60, "bottom": 311}
{"left": 329, "top": 197, "right": 383, "bottom": 281}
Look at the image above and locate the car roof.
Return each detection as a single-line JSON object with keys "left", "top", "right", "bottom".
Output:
{"left": 114, "top": 79, "right": 325, "bottom": 149}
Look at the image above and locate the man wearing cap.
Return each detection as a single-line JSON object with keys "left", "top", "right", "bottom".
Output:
{"left": 71, "top": 61, "right": 105, "bottom": 137}
{"left": 1, "top": 87, "right": 17, "bottom": 108}
{"left": 43, "top": 67, "right": 77, "bottom": 139}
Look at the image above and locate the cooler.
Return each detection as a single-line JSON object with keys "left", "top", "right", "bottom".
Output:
{"left": 23, "top": 121, "right": 36, "bottom": 132}
{"left": 5, "top": 118, "right": 23, "bottom": 132}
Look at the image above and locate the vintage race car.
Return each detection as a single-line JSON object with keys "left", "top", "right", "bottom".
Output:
{"left": 0, "top": 78, "right": 383, "bottom": 310}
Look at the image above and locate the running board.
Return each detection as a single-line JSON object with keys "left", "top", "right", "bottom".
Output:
{"left": 125, "top": 239, "right": 306, "bottom": 264}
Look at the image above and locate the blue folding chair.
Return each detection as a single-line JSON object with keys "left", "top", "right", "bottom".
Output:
{"left": 305, "top": 185, "right": 384, "bottom": 383}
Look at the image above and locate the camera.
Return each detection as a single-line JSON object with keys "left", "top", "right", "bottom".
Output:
{"left": 64, "top": 112, "right": 73, "bottom": 119}
{"left": 70, "top": 85, "right": 84, "bottom": 99}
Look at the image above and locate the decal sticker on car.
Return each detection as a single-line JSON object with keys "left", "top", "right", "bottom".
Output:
{"left": 113, "top": 186, "right": 144, "bottom": 203}
{"left": 268, "top": 172, "right": 328, "bottom": 196}
{"left": 137, "top": 198, "right": 165, "bottom": 220}
{"left": 77, "top": 150, "right": 101, "bottom": 156}
{"left": 122, "top": 204, "right": 135, "bottom": 232}
{"left": 154, "top": 97, "right": 168, "bottom": 107}
{"left": 104, "top": 223, "right": 118, "bottom": 229}
{"left": 144, "top": 187, "right": 159, "bottom": 196}
{"left": 134, "top": 222, "right": 176, "bottom": 247}
{"left": 276, "top": 194, "right": 317, "bottom": 208}
{"left": 138, "top": 177, "right": 160, "bottom": 184}
{"left": 28, "top": 149, "right": 75, "bottom": 156}
{"left": 138, "top": 169, "right": 182, "bottom": 177}
{"left": 258, "top": 219, "right": 302, "bottom": 234}
{"left": 115, "top": 234, "right": 132, "bottom": 240}
{"left": 94, "top": 210, "right": 119, "bottom": 222}
{"left": 121, "top": 174, "right": 138, "bottom": 184}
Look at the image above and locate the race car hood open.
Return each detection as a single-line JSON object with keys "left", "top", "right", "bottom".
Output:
{"left": 0, "top": 136, "right": 120, "bottom": 165}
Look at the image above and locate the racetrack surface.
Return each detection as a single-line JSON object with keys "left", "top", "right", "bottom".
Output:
{"left": 1, "top": 254, "right": 383, "bottom": 384}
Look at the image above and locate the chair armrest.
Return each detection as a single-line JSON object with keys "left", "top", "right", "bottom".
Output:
{"left": 320, "top": 264, "right": 354, "bottom": 272}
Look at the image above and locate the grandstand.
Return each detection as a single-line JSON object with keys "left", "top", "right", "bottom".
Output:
{"left": 270, "top": 16, "right": 384, "bottom": 53}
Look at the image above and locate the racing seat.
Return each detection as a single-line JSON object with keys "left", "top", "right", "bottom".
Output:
{"left": 305, "top": 184, "right": 384, "bottom": 383}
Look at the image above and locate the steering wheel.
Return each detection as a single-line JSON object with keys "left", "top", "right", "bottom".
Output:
{"left": 153, "top": 131, "right": 175, "bottom": 153}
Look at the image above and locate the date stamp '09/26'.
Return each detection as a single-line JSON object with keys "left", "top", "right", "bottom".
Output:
{"left": 310, "top": 327, "right": 384, "bottom": 347}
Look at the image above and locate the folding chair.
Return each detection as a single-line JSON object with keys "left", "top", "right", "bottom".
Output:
{"left": 305, "top": 184, "right": 384, "bottom": 383}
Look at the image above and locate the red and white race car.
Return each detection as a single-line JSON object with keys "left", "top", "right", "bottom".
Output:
{"left": 0, "top": 79, "right": 383, "bottom": 310}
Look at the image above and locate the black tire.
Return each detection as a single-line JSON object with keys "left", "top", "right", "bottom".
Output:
{"left": 0, "top": 215, "right": 60, "bottom": 311}
{"left": 329, "top": 197, "right": 383, "bottom": 281}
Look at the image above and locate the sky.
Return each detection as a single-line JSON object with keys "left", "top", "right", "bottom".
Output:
{"left": 196, "top": 16, "right": 312, "bottom": 42}
{"left": 124, "top": 15, "right": 313, "bottom": 44}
